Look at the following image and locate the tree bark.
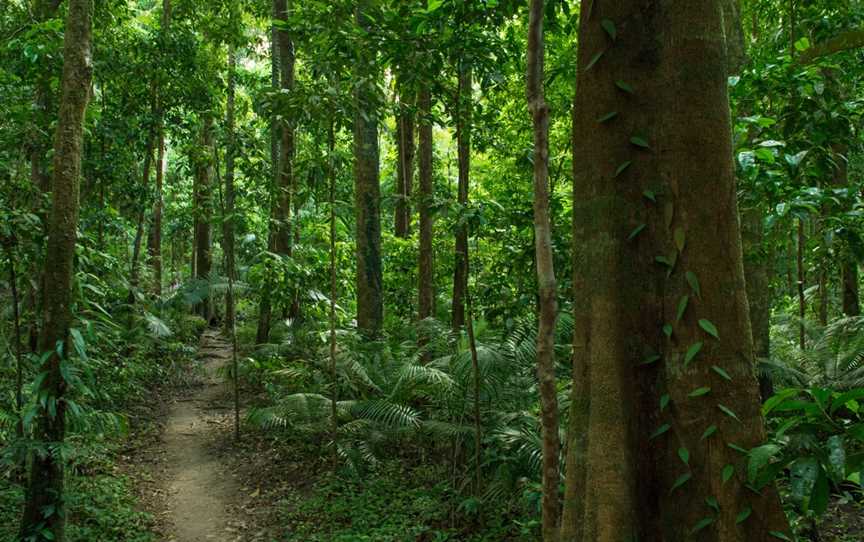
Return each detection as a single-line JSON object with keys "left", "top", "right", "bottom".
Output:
{"left": 18, "top": 0, "right": 92, "bottom": 539}
{"left": 451, "top": 64, "right": 471, "bottom": 333}
{"left": 741, "top": 207, "right": 774, "bottom": 399}
{"left": 561, "top": 1, "right": 790, "bottom": 540}
{"left": 273, "top": 0, "right": 295, "bottom": 259}
{"left": 224, "top": 45, "right": 237, "bottom": 333}
{"left": 146, "top": 0, "right": 171, "bottom": 297}
{"left": 395, "top": 88, "right": 415, "bottom": 238}
{"left": 797, "top": 218, "right": 806, "bottom": 349}
{"left": 193, "top": 117, "right": 214, "bottom": 322}
{"left": 527, "top": 1, "right": 560, "bottom": 538}
{"left": 417, "top": 84, "right": 435, "bottom": 340}
{"left": 353, "top": 0, "right": 384, "bottom": 337}
{"left": 256, "top": 0, "right": 282, "bottom": 343}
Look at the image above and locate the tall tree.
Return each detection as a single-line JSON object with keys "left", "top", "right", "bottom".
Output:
{"left": 417, "top": 85, "right": 435, "bottom": 327}
{"left": 527, "top": 0, "right": 560, "bottom": 539}
{"left": 354, "top": 0, "right": 384, "bottom": 336}
{"left": 562, "top": 1, "right": 790, "bottom": 540}
{"left": 193, "top": 116, "right": 213, "bottom": 322}
{"left": 224, "top": 45, "right": 237, "bottom": 334}
{"left": 18, "top": 0, "right": 92, "bottom": 538}
{"left": 394, "top": 85, "right": 415, "bottom": 238}
{"left": 256, "top": 0, "right": 283, "bottom": 343}
{"left": 451, "top": 62, "right": 471, "bottom": 332}
{"left": 147, "top": 0, "right": 172, "bottom": 296}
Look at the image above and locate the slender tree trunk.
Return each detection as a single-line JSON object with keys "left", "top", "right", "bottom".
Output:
{"left": 829, "top": 142, "right": 860, "bottom": 317}
{"left": 129, "top": 206, "right": 147, "bottom": 304}
{"left": 561, "top": 1, "right": 790, "bottom": 540}
{"left": 146, "top": 0, "right": 171, "bottom": 297}
{"left": 354, "top": 0, "right": 384, "bottom": 337}
{"left": 417, "top": 83, "right": 435, "bottom": 353}
{"left": 224, "top": 45, "right": 237, "bottom": 333}
{"left": 18, "top": 0, "right": 92, "bottom": 539}
{"left": 527, "top": 1, "right": 560, "bottom": 538}
{"left": 741, "top": 207, "right": 774, "bottom": 399}
{"left": 395, "top": 87, "right": 415, "bottom": 238}
{"left": 328, "top": 121, "right": 339, "bottom": 466}
{"left": 797, "top": 218, "right": 806, "bottom": 349}
{"left": 256, "top": 1, "right": 282, "bottom": 343}
{"left": 193, "top": 117, "right": 213, "bottom": 322}
{"left": 451, "top": 64, "right": 471, "bottom": 333}
{"left": 273, "top": 0, "right": 295, "bottom": 260}
{"left": 4, "top": 245, "right": 24, "bottom": 438}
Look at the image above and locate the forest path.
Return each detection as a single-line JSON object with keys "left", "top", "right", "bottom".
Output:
{"left": 160, "top": 329, "right": 241, "bottom": 542}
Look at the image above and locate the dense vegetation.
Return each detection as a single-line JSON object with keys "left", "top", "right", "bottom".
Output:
{"left": 2, "top": 0, "right": 864, "bottom": 541}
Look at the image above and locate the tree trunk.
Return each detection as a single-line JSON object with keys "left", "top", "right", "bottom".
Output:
{"left": 797, "top": 218, "right": 806, "bottom": 349}
{"left": 224, "top": 45, "right": 237, "bottom": 333}
{"left": 328, "top": 120, "right": 339, "bottom": 465}
{"left": 527, "top": 1, "right": 561, "bottom": 538}
{"left": 193, "top": 117, "right": 213, "bottom": 322}
{"left": 354, "top": 0, "right": 384, "bottom": 337}
{"left": 395, "top": 87, "right": 415, "bottom": 238}
{"left": 451, "top": 64, "right": 471, "bottom": 333}
{"left": 256, "top": 1, "right": 282, "bottom": 343}
{"left": 18, "top": 0, "right": 92, "bottom": 539}
{"left": 273, "top": 0, "right": 295, "bottom": 260}
{"left": 741, "top": 207, "right": 774, "bottom": 399}
{"left": 417, "top": 84, "right": 435, "bottom": 345}
{"left": 561, "top": 1, "right": 790, "bottom": 540}
{"left": 146, "top": 0, "right": 171, "bottom": 297}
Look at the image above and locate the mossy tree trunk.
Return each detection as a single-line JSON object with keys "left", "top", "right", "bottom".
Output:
{"left": 353, "top": 0, "right": 384, "bottom": 337}
{"left": 18, "top": 0, "right": 92, "bottom": 539}
{"left": 451, "top": 63, "right": 471, "bottom": 333}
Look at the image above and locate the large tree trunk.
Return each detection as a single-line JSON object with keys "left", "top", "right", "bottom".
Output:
{"left": 394, "top": 87, "right": 415, "bottom": 238}
{"left": 353, "top": 0, "right": 384, "bottom": 337}
{"left": 527, "top": 1, "right": 561, "bottom": 539}
{"left": 193, "top": 117, "right": 214, "bottom": 322}
{"left": 831, "top": 142, "right": 860, "bottom": 317}
{"left": 256, "top": 1, "right": 282, "bottom": 343}
{"left": 18, "top": 0, "right": 92, "bottom": 539}
{"left": 561, "top": 1, "right": 790, "bottom": 540}
{"left": 451, "top": 64, "right": 471, "bottom": 333}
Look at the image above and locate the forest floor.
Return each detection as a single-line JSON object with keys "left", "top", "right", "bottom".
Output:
{"left": 127, "top": 329, "right": 269, "bottom": 542}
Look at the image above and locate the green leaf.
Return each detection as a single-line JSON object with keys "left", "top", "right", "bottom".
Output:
{"left": 601, "top": 18, "right": 617, "bottom": 41}
{"left": 630, "top": 136, "right": 650, "bottom": 149}
{"left": 690, "top": 517, "right": 714, "bottom": 534}
{"left": 748, "top": 444, "right": 780, "bottom": 483}
{"left": 718, "top": 403, "right": 741, "bottom": 422}
{"left": 655, "top": 255, "right": 672, "bottom": 267}
{"left": 585, "top": 50, "right": 605, "bottom": 71}
{"left": 670, "top": 472, "right": 692, "bottom": 493}
{"left": 660, "top": 394, "right": 671, "bottom": 411}
{"left": 597, "top": 111, "right": 618, "bottom": 123}
{"left": 699, "top": 319, "right": 720, "bottom": 339}
{"left": 705, "top": 496, "right": 719, "bottom": 512}
{"left": 728, "top": 442, "right": 749, "bottom": 454}
{"left": 676, "top": 295, "right": 689, "bottom": 323}
{"left": 643, "top": 190, "right": 656, "bottom": 203}
{"left": 711, "top": 365, "right": 732, "bottom": 381}
{"left": 689, "top": 387, "right": 711, "bottom": 398}
{"left": 639, "top": 354, "right": 661, "bottom": 366}
{"left": 627, "top": 223, "right": 646, "bottom": 241}
{"left": 678, "top": 447, "right": 690, "bottom": 465}
{"left": 663, "top": 324, "right": 673, "bottom": 338}
{"left": 684, "top": 342, "right": 703, "bottom": 366}
{"left": 650, "top": 423, "right": 671, "bottom": 439}
{"left": 615, "top": 160, "right": 632, "bottom": 177}
{"left": 826, "top": 435, "right": 846, "bottom": 481}
{"left": 616, "top": 80, "right": 634, "bottom": 94}
{"left": 736, "top": 506, "right": 752, "bottom": 524}
{"left": 686, "top": 271, "right": 701, "bottom": 298}
{"left": 674, "top": 227, "right": 686, "bottom": 251}
{"left": 722, "top": 464, "right": 735, "bottom": 483}
{"left": 769, "top": 532, "right": 793, "bottom": 541}
{"left": 701, "top": 424, "right": 717, "bottom": 440}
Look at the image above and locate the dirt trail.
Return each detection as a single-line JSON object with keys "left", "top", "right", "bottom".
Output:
{"left": 161, "top": 329, "right": 240, "bottom": 542}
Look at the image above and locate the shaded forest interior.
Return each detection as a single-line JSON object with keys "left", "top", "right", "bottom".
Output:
{"left": 3, "top": 0, "right": 864, "bottom": 541}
